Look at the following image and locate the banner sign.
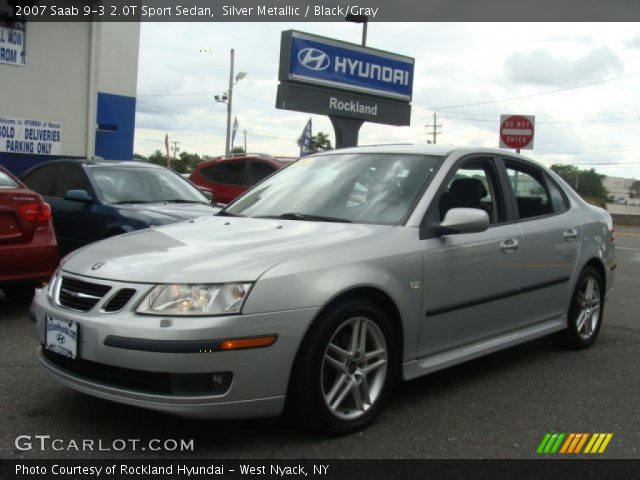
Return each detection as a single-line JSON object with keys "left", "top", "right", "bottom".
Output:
{"left": 0, "top": 115, "right": 62, "bottom": 155}
{"left": 0, "top": 22, "right": 26, "bottom": 66}
{"left": 280, "top": 30, "right": 414, "bottom": 102}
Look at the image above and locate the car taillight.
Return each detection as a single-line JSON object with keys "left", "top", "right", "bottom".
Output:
{"left": 18, "top": 202, "right": 52, "bottom": 222}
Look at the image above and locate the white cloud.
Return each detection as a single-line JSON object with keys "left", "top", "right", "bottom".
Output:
{"left": 504, "top": 47, "right": 623, "bottom": 86}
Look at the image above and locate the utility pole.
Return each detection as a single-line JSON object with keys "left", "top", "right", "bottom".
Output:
{"left": 425, "top": 111, "right": 442, "bottom": 144}
{"left": 225, "top": 49, "right": 234, "bottom": 156}
{"left": 243, "top": 129, "right": 247, "bottom": 152}
{"left": 172, "top": 141, "right": 180, "bottom": 160}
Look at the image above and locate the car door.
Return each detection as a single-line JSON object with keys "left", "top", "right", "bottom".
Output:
{"left": 418, "top": 156, "right": 523, "bottom": 357}
{"left": 502, "top": 158, "right": 580, "bottom": 327}
{"left": 47, "top": 164, "right": 106, "bottom": 255}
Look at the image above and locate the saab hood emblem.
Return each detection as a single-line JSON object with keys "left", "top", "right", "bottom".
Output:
{"left": 91, "top": 261, "right": 106, "bottom": 271}
{"left": 298, "top": 48, "right": 330, "bottom": 71}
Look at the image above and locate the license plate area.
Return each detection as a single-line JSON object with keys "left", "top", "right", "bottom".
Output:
{"left": 45, "top": 314, "right": 78, "bottom": 359}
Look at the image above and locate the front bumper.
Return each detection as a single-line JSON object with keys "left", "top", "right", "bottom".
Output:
{"left": 31, "top": 275, "right": 319, "bottom": 419}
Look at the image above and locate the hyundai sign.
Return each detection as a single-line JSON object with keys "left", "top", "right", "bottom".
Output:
{"left": 279, "top": 30, "right": 414, "bottom": 102}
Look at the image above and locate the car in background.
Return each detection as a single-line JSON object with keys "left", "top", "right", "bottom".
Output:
{"left": 0, "top": 166, "right": 58, "bottom": 303}
{"left": 21, "top": 160, "right": 219, "bottom": 256}
{"left": 189, "top": 153, "right": 297, "bottom": 204}
{"left": 30, "top": 146, "right": 615, "bottom": 433}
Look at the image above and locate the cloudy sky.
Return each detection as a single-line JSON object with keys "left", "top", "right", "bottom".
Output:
{"left": 134, "top": 22, "right": 640, "bottom": 179}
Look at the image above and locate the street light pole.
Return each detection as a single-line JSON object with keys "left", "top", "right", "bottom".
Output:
{"left": 225, "top": 49, "right": 235, "bottom": 156}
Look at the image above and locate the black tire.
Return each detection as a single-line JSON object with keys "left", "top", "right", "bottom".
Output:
{"left": 3, "top": 285, "right": 36, "bottom": 304}
{"left": 557, "top": 266, "right": 604, "bottom": 349}
{"left": 286, "top": 298, "right": 400, "bottom": 435}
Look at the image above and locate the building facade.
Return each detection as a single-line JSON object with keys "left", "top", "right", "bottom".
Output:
{"left": 0, "top": 10, "right": 140, "bottom": 175}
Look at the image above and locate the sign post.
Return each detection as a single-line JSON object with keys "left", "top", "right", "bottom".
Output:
{"left": 499, "top": 114, "right": 535, "bottom": 153}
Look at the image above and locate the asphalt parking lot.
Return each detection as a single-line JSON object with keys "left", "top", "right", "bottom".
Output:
{"left": 1, "top": 227, "right": 639, "bottom": 460}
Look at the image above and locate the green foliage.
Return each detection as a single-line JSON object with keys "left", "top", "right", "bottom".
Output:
{"left": 550, "top": 164, "right": 608, "bottom": 206}
{"left": 297, "top": 131, "right": 333, "bottom": 154}
{"left": 630, "top": 179, "right": 640, "bottom": 198}
{"left": 232, "top": 146, "right": 246, "bottom": 154}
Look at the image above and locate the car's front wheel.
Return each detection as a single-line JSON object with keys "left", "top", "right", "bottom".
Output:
{"left": 557, "top": 266, "right": 604, "bottom": 349}
{"left": 2, "top": 285, "right": 35, "bottom": 304}
{"left": 287, "top": 299, "right": 399, "bottom": 434}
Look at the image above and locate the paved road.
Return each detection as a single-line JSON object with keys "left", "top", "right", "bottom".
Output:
{"left": 1, "top": 228, "right": 639, "bottom": 459}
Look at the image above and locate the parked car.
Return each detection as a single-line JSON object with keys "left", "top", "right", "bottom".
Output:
{"left": 189, "top": 153, "right": 297, "bottom": 204}
{"left": 21, "top": 159, "right": 219, "bottom": 256}
{"left": 0, "top": 166, "right": 58, "bottom": 303}
{"left": 30, "top": 146, "right": 615, "bottom": 433}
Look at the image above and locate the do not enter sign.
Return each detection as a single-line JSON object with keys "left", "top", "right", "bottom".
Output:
{"left": 499, "top": 114, "right": 535, "bottom": 150}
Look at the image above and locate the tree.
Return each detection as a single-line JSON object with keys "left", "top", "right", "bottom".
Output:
{"left": 551, "top": 164, "right": 608, "bottom": 207}
{"left": 630, "top": 180, "right": 640, "bottom": 199}
{"left": 133, "top": 153, "right": 147, "bottom": 161}
{"left": 231, "top": 146, "right": 246, "bottom": 154}
{"left": 297, "top": 131, "right": 333, "bottom": 154}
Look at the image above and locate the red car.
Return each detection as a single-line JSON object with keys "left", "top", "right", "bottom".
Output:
{"left": 0, "top": 166, "right": 58, "bottom": 303}
{"left": 189, "top": 153, "right": 297, "bottom": 204}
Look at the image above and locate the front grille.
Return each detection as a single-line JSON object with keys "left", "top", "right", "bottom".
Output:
{"left": 103, "top": 288, "right": 137, "bottom": 312}
{"left": 58, "top": 277, "right": 111, "bottom": 312}
{"left": 42, "top": 349, "right": 232, "bottom": 396}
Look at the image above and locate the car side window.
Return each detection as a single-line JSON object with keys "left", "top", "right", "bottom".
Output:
{"left": 201, "top": 161, "right": 246, "bottom": 185}
{"left": 249, "top": 161, "right": 276, "bottom": 185}
{"left": 504, "top": 161, "right": 557, "bottom": 219}
{"left": 438, "top": 158, "right": 505, "bottom": 224}
{"left": 545, "top": 174, "right": 570, "bottom": 213}
{"left": 55, "top": 165, "right": 91, "bottom": 198}
{"left": 0, "top": 170, "right": 19, "bottom": 188}
{"left": 22, "top": 164, "right": 60, "bottom": 196}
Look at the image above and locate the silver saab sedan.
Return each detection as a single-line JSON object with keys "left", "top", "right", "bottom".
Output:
{"left": 30, "top": 145, "right": 615, "bottom": 433}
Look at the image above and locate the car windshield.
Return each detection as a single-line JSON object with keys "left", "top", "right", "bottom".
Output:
{"left": 0, "top": 170, "right": 20, "bottom": 188}
{"left": 87, "top": 166, "right": 208, "bottom": 204}
{"left": 225, "top": 153, "right": 442, "bottom": 225}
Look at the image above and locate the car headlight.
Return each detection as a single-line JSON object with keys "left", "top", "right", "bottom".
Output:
{"left": 47, "top": 269, "right": 60, "bottom": 299}
{"left": 136, "top": 283, "right": 253, "bottom": 316}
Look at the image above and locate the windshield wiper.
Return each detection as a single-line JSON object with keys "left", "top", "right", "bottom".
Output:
{"left": 111, "top": 200, "right": 154, "bottom": 205}
{"left": 258, "top": 212, "right": 352, "bottom": 223}
{"left": 162, "top": 199, "right": 206, "bottom": 204}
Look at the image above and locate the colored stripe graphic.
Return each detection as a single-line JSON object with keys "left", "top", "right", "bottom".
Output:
{"left": 538, "top": 433, "right": 613, "bottom": 454}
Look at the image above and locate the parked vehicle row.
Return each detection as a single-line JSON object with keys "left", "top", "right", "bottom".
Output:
{"left": 1, "top": 159, "right": 221, "bottom": 302}
{"left": 27, "top": 145, "right": 616, "bottom": 434}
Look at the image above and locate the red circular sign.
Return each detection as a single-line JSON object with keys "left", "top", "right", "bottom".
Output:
{"left": 500, "top": 115, "right": 534, "bottom": 149}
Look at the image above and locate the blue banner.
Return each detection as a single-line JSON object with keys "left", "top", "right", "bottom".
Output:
{"left": 288, "top": 33, "right": 413, "bottom": 101}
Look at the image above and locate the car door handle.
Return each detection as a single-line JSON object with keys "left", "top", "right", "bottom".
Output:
{"left": 499, "top": 238, "right": 519, "bottom": 254}
{"left": 563, "top": 228, "right": 579, "bottom": 242}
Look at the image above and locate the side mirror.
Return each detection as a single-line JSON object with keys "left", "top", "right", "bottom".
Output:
{"left": 64, "top": 189, "right": 93, "bottom": 203}
{"left": 434, "top": 208, "right": 489, "bottom": 237}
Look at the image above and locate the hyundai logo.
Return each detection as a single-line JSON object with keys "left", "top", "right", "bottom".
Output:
{"left": 56, "top": 334, "right": 65, "bottom": 344}
{"left": 298, "top": 48, "right": 330, "bottom": 71}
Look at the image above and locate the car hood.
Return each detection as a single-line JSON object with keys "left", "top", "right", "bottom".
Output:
{"left": 115, "top": 202, "right": 219, "bottom": 224}
{"left": 63, "top": 216, "right": 393, "bottom": 283}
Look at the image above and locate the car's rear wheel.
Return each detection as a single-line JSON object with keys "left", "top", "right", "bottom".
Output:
{"left": 287, "top": 299, "right": 399, "bottom": 434}
{"left": 2, "top": 285, "right": 36, "bottom": 304}
{"left": 557, "top": 266, "right": 604, "bottom": 349}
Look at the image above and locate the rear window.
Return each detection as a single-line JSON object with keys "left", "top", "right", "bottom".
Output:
{"left": 0, "top": 170, "right": 19, "bottom": 188}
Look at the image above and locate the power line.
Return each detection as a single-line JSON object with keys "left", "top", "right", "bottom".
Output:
{"left": 417, "top": 72, "right": 640, "bottom": 111}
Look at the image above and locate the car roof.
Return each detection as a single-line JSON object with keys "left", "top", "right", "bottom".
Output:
{"left": 312, "top": 144, "right": 548, "bottom": 167}
{"left": 24, "top": 159, "right": 168, "bottom": 170}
